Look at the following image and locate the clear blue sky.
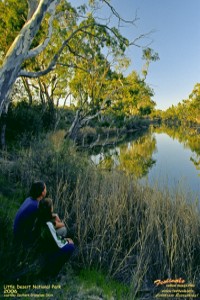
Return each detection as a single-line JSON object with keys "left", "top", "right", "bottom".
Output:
{"left": 74, "top": 0, "right": 200, "bottom": 110}
{"left": 113, "top": 0, "right": 200, "bottom": 110}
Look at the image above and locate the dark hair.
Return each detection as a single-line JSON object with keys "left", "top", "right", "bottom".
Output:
{"left": 29, "top": 181, "right": 45, "bottom": 198}
{"left": 38, "top": 198, "right": 53, "bottom": 224}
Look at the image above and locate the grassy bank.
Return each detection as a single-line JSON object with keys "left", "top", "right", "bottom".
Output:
{"left": 0, "top": 131, "right": 200, "bottom": 298}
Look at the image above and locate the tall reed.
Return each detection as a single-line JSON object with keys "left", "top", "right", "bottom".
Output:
{"left": 0, "top": 132, "right": 199, "bottom": 295}
{"left": 70, "top": 170, "right": 200, "bottom": 292}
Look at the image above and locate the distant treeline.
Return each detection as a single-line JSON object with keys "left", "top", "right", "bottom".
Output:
{"left": 153, "top": 83, "right": 200, "bottom": 126}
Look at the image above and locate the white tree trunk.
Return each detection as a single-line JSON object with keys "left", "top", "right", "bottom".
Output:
{"left": 0, "top": 0, "right": 60, "bottom": 116}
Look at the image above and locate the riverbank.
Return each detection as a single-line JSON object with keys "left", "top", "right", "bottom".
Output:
{"left": 0, "top": 132, "right": 200, "bottom": 299}
{"left": 75, "top": 116, "right": 158, "bottom": 148}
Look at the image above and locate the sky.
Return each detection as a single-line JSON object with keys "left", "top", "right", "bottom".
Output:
{"left": 113, "top": 0, "right": 200, "bottom": 110}
{"left": 74, "top": 0, "right": 200, "bottom": 110}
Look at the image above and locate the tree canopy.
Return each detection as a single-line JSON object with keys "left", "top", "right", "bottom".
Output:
{"left": 160, "top": 83, "right": 200, "bottom": 125}
{"left": 0, "top": 0, "right": 158, "bottom": 143}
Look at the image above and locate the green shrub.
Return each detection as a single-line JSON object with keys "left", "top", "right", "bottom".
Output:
{"left": 6, "top": 101, "right": 71, "bottom": 144}
{"left": 124, "top": 116, "right": 150, "bottom": 130}
{"left": 7, "top": 101, "right": 44, "bottom": 140}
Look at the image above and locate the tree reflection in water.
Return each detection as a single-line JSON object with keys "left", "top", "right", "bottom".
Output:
{"left": 91, "top": 131, "right": 157, "bottom": 178}
{"left": 154, "top": 125, "right": 200, "bottom": 176}
{"left": 91, "top": 125, "right": 200, "bottom": 180}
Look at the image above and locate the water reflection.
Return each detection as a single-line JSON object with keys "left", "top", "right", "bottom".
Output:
{"left": 153, "top": 125, "right": 200, "bottom": 175}
{"left": 91, "top": 130, "right": 157, "bottom": 178}
{"left": 118, "top": 133, "right": 156, "bottom": 177}
{"left": 91, "top": 125, "right": 200, "bottom": 195}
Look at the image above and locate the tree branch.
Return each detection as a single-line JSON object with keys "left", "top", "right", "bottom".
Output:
{"left": 26, "top": 13, "right": 55, "bottom": 59}
{"left": 129, "top": 31, "right": 155, "bottom": 47}
{"left": 0, "top": 0, "right": 62, "bottom": 116}
{"left": 57, "top": 63, "right": 89, "bottom": 73}
{"left": 65, "top": 43, "right": 88, "bottom": 62}
{"left": 102, "top": 0, "right": 139, "bottom": 25}
{"left": 27, "top": 0, "right": 39, "bottom": 20}
{"left": 19, "top": 23, "right": 94, "bottom": 78}
{"left": 19, "top": 68, "right": 55, "bottom": 78}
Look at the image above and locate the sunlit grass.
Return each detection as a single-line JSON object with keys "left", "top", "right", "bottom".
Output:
{"left": 0, "top": 133, "right": 199, "bottom": 297}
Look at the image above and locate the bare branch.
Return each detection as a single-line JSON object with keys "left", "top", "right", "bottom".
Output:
{"left": 102, "top": 0, "right": 139, "bottom": 25}
{"left": 63, "top": 92, "right": 72, "bottom": 107}
{"left": 65, "top": 43, "right": 88, "bottom": 62}
{"left": 57, "top": 63, "right": 89, "bottom": 73}
{"left": 22, "top": 77, "right": 33, "bottom": 104}
{"left": 129, "top": 30, "right": 155, "bottom": 48}
{"left": 19, "top": 62, "right": 89, "bottom": 78}
{"left": 97, "top": 2, "right": 153, "bottom": 48}
{"left": 19, "top": 67, "right": 55, "bottom": 78}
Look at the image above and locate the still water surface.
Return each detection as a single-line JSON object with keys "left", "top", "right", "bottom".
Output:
{"left": 91, "top": 126, "right": 200, "bottom": 199}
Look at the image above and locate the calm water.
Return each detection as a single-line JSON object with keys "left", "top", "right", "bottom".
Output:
{"left": 142, "top": 132, "right": 200, "bottom": 198}
{"left": 91, "top": 126, "right": 200, "bottom": 199}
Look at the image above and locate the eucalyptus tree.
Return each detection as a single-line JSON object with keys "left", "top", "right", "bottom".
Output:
{"left": 0, "top": 0, "right": 60, "bottom": 147}
{"left": 0, "top": 0, "right": 135, "bottom": 145}
{"left": 110, "top": 71, "right": 156, "bottom": 117}
{"left": 66, "top": 16, "right": 131, "bottom": 139}
{"left": 0, "top": 0, "right": 158, "bottom": 147}
{"left": 141, "top": 47, "right": 159, "bottom": 80}
{"left": 0, "top": 0, "right": 27, "bottom": 63}
{"left": 162, "top": 83, "right": 200, "bottom": 125}
{"left": 187, "top": 83, "right": 200, "bottom": 123}
{"left": 0, "top": 0, "right": 138, "bottom": 112}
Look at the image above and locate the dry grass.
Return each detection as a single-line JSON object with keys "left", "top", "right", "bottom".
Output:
{"left": 0, "top": 134, "right": 200, "bottom": 296}
{"left": 60, "top": 169, "right": 200, "bottom": 295}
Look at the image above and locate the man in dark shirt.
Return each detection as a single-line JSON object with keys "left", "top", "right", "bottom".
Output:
{"left": 13, "top": 181, "right": 47, "bottom": 246}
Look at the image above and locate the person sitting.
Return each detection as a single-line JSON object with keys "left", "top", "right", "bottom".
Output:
{"left": 37, "top": 197, "right": 68, "bottom": 238}
{"left": 13, "top": 180, "right": 47, "bottom": 246}
{"left": 34, "top": 198, "right": 75, "bottom": 276}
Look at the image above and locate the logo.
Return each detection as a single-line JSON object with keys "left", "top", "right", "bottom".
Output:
{"left": 3, "top": 285, "right": 17, "bottom": 297}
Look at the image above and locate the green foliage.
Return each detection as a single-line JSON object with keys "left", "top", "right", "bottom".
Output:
{"left": 0, "top": 0, "right": 27, "bottom": 61}
{"left": 115, "top": 71, "right": 155, "bottom": 117}
{"left": 78, "top": 269, "right": 131, "bottom": 299}
{"left": 67, "top": 15, "right": 131, "bottom": 119}
{"left": 5, "top": 101, "right": 75, "bottom": 145}
{"left": 161, "top": 83, "right": 200, "bottom": 125}
{"left": 139, "top": 105, "right": 152, "bottom": 116}
{"left": 0, "top": 175, "right": 27, "bottom": 278}
{"left": 7, "top": 101, "right": 44, "bottom": 139}
{"left": 6, "top": 101, "right": 53, "bottom": 143}
{"left": 49, "top": 265, "right": 132, "bottom": 299}
{"left": 142, "top": 47, "right": 159, "bottom": 79}
{"left": 142, "top": 47, "right": 159, "bottom": 62}
{"left": 0, "top": 0, "right": 158, "bottom": 139}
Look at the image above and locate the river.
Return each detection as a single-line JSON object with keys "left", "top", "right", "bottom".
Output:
{"left": 91, "top": 125, "right": 200, "bottom": 200}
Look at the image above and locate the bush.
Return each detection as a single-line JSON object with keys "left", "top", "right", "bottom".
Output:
{"left": 124, "top": 116, "right": 150, "bottom": 130}
{"left": 7, "top": 101, "right": 44, "bottom": 140}
{"left": 6, "top": 101, "right": 70, "bottom": 144}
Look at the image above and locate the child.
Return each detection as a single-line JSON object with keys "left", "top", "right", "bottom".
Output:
{"left": 38, "top": 198, "right": 68, "bottom": 238}
{"left": 35, "top": 198, "right": 74, "bottom": 276}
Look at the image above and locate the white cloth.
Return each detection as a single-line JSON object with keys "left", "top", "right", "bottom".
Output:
{"left": 46, "top": 222, "right": 68, "bottom": 248}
